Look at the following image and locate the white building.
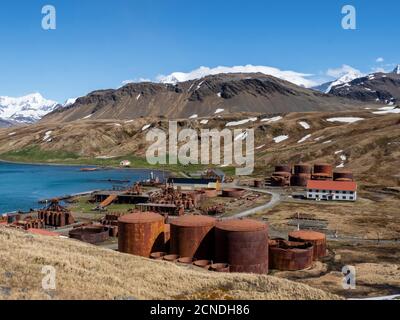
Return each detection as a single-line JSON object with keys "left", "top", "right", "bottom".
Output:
{"left": 306, "top": 180, "right": 357, "bottom": 202}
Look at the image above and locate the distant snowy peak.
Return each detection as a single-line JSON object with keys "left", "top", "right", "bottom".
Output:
{"left": 325, "top": 70, "right": 365, "bottom": 93}
{"left": 158, "top": 65, "right": 317, "bottom": 88}
{"left": 64, "top": 97, "right": 78, "bottom": 107}
{"left": 392, "top": 65, "right": 400, "bottom": 75}
{"left": 0, "top": 93, "right": 58, "bottom": 124}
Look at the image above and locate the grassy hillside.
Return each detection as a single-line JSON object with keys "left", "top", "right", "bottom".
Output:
{"left": 0, "top": 227, "right": 339, "bottom": 300}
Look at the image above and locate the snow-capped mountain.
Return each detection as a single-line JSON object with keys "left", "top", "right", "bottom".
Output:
{"left": 313, "top": 69, "right": 365, "bottom": 94}
{"left": 157, "top": 65, "right": 317, "bottom": 88}
{"left": 0, "top": 93, "right": 59, "bottom": 124}
{"left": 63, "top": 98, "right": 78, "bottom": 107}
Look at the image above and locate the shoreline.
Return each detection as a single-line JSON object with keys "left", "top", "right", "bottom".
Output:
{"left": 0, "top": 158, "right": 169, "bottom": 173}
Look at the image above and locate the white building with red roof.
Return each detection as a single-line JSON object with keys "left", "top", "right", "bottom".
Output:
{"left": 306, "top": 180, "right": 357, "bottom": 202}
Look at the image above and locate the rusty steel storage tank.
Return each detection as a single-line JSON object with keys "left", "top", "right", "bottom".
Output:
{"left": 170, "top": 215, "right": 216, "bottom": 260}
{"left": 118, "top": 211, "right": 165, "bottom": 257}
{"left": 293, "top": 164, "right": 312, "bottom": 175}
{"left": 333, "top": 170, "right": 354, "bottom": 181}
{"left": 288, "top": 230, "right": 327, "bottom": 260}
{"left": 313, "top": 164, "right": 333, "bottom": 177}
{"left": 275, "top": 165, "right": 291, "bottom": 173}
{"left": 290, "top": 173, "right": 311, "bottom": 187}
{"left": 269, "top": 239, "right": 314, "bottom": 271}
{"left": 221, "top": 188, "right": 246, "bottom": 198}
{"left": 215, "top": 219, "right": 269, "bottom": 274}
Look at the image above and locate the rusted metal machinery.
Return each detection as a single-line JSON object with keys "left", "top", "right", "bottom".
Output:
{"left": 202, "top": 204, "right": 225, "bottom": 216}
{"left": 268, "top": 239, "right": 314, "bottom": 271}
{"left": 170, "top": 215, "right": 216, "bottom": 260}
{"left": 37, "top": 200, "right": 75, "bottom": 227}
{"left": 7, "top": 217, "right": 45, "bottom": 231}
{"left": 69, "top": 225, "right": 110, "bottom": 244}
{"left": 125, "top": 182, "right": 143, "bottom": 195}
{"left": 215, "top": 219, "right": 269, "bottom": 274}
{"left": 275, "top": 165, "right": 291, "bottom": 173}
{"left": 312, "top": 164, "right": 333, "bottom": 180}
{"left": 288, "top": 230, "right": 327, "bottom": 260}
{"left": 148, "top": 185, "right": 200, "bottom": 213}
{"left": 271, "top": 172, "right": 291, "bottom": 187}
{"left": 221, "top": 188, "right": 246, "bottom": 198}
{"left": 333, "top": 170, "right": 354, "bottom": 181}
{"left": 118, "top": 211, "right": 165, "bottom": 257}
{"left": 101, "top": 213, "right": 122, "bottom": 237}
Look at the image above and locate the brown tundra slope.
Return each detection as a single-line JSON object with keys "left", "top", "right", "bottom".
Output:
{"left": 42, "top": 73, "right": 366, "bottom": 122}
{"left": 0, "top": 107, "right": 399, "bottom": 186}
{"left": 0, "top": 227, "right": 340, "bottom": 300}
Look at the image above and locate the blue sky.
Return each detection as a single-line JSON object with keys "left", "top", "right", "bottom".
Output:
{"left": 0, "top": 0, "right": 399, "bottom": 102}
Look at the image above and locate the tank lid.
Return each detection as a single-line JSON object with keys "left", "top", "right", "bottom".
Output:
{"left": 216, "top": 219, "right": 267, "bottom": 232}
{"left": 289, "top": 230, "right": 326, "bottom": 241}
{"left": 170, "top": 215, "right": 216, "bottom": 227}
{"left": 119, "top": 211, "right": 163, "bottom": 223}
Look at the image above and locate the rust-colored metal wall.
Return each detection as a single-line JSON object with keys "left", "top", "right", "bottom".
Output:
{"left": 118, "top": 211, "right": 165, "bottom": 257}
{"left": 69, "top": 226, "right": 110, "bottom": 244}
{"left": 170, "top": 215, "right": 216, "bottom": 260}
{"left": 215, "top": 219, "right": 269, "bottom": 274}
{"left": 269, "top": 239, "right": 313, "bottom": 271}
{"left": 288, "top": 230, "right": 327, "bottom": 260}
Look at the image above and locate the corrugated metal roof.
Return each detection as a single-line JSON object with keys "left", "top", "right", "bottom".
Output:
{"left": 307, "top": 180, "right": 357, "bottom": 191}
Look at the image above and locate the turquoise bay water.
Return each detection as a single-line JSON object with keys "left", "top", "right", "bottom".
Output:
{"left": 0, "top": 162, "right": 164, "bottom": 213}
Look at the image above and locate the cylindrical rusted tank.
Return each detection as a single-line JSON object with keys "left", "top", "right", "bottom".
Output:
{"left": 215, "top": 219, "right": 269, "bottom": 274}
{"left": 221, "top": 188, "right": 246, "bottom": 198}
{"left": 269, "top": 240, "right": 314, "bottom": 271}
{"left": 293, "top": 164, "right": 312, "bottom": 175}
{"left": 118, "top": 212, "right": 165, "bottom": 257}
{"left": 170, "top": 215, "right": 216, "bottom": 260}
{"left": 290, "top": 174, "right": 311, "bottom": 187}
{"left": 288, "top": 230, "right": 327, "bottom": 260}
{"left": 69, "top": 226, "right": 109, "bottom": 244}
{"left": 203, "top": 188, "right": 218, "bottom": 198}
{"left": 313, "top": 164, "right": 333, "bottom": 177}
{"left": 333, "top": 171, "right": 354, "bottom": 181}
{"left": 275, "top": 165, "right": 291, "bottom": 173}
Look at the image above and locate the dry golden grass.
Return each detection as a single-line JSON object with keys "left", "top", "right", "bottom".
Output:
{"left": 0, "top": 227, "right": 339, "bottom": 300}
